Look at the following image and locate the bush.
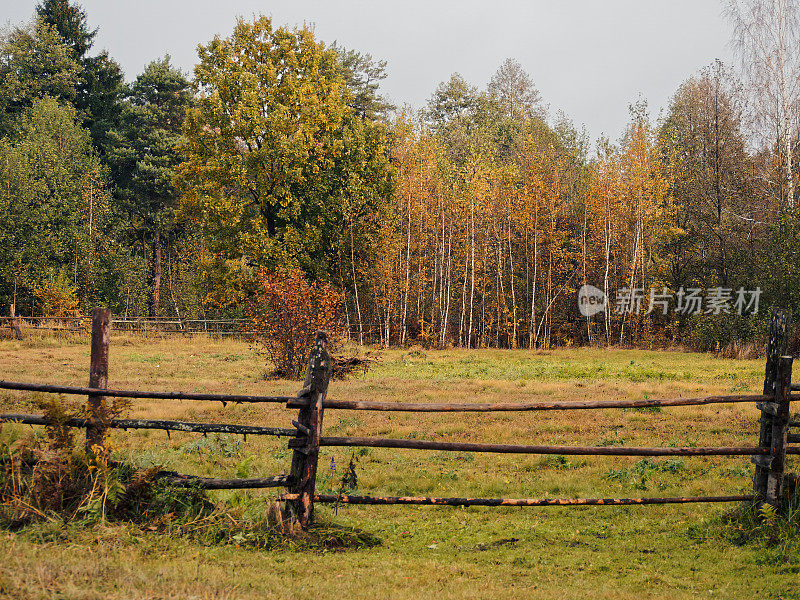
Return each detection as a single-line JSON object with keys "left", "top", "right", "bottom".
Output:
{"left": 248, "top": 267, "right": 344, "bottom": 379}
{"left": 686, "top": 312, "right": 766, "bottom": 357}
{"left": 33, "top": 273, "right": 79, "bottom": 317}
{"left": 0, "top": 396, "right": 139, "bottom": 527}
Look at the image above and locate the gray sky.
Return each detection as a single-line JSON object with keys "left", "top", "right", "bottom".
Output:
{"left": 3, "top": 0, "right": 734, "bottom": 143}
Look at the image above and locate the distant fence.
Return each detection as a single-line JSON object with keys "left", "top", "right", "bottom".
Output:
{"left": 0, "top": 309, "right": 798, "bottom": 529}
{"left": 1, "top": 313, "right": 256, "bottom": 337}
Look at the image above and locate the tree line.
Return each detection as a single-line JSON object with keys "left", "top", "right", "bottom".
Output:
{"left": 2, "top": 1, "right": 799, "bottom": 352}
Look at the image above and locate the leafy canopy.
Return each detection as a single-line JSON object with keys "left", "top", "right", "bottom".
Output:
{"left": 0, "top": 19, "right": 81, "bottom": 128}
{"left": 178, "top": 16, "right": 393, "bottom": 279}
{"left": 0, "top": 97, "right": 100, "bottom": 299}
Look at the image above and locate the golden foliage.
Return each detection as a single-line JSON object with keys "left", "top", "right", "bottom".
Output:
{"left": 33, "top": 275, "right": 79, "bottom": 317}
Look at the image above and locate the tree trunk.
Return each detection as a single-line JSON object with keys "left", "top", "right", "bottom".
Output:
{"left": 149, "top": 231, "right": 162, "bottom": 318}
{"left": 468, "top": 196, "right": 476, "bottom": 350}
{"left": 508, "top": 212, "right": 517, "bottom": 348}
{"left": 401, "top": 189, "right": 412, "bottom": 345}
{"left": 349, "top": 222, "right": 363, "bottom": 345}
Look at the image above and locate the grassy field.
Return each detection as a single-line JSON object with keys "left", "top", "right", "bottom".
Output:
{"left": 0, "top": 333, "right": 797, "bottom": 599}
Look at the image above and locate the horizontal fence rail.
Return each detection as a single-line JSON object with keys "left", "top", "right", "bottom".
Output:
{"left": 159, "top": 472, "right": 291, "bottom": 490}
{"left": 280, "top": 493, "right": 757, "bottom": 507}
{"left": 0, "top": 380, "right": 786, "bottom": 412}
{"left": 2, "top": 315, "right": 258, "bottom": 337}
{"left": 298, "top": 436, "right": 799, "bottom": 456}
{"left": 320, "top": 394, "right": 775, "bottom": 412}
{"left": 0, "top": 380, "right": 293, "bottom": 404}
{"left": 0, "top": 414, "right": 299, "bottom": 437}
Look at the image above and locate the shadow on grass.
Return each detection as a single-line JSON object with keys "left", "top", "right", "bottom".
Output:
{"left": 689, "top": 477, "right": 799, "bottom": 561}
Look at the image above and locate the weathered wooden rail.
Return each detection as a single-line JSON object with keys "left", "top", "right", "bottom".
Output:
{"left": 280, "top": 493, "right": 757, "bottom": 507}
{"left": 0, "top": 308, "right": 798, "bottom": 530}
{"left": 0, "top": 414, "right": 297, "bottom": 437}
{"left": 1, "top": 314, "right": 255, "bottom": 337}
{"left": 319, "top": 394, "right": 771, "bottom": 412}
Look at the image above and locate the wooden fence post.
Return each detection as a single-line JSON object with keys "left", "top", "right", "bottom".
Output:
{"left": 287, "top": 331, "right": 332, "bottom": 528}
{"left": 753, "top": 310, "right": 789, "bottom": 500}
{"left": 86, "top": 308, "right": 110, "bottom": 455}
{"left": 766, "top": 355, "right": 793, "bottom": 508}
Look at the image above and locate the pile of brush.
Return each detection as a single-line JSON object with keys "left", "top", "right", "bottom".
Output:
{"left": 331, "top": 352, "right": 380, "bottom": 380}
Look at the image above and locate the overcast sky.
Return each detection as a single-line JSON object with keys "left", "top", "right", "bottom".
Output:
{"left": 3, "top": 0, "right": 735, "bottom": 144}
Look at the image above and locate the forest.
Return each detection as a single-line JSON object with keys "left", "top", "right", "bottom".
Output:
{"left": 2, "top": 0, "right": 800, "bottom": 352}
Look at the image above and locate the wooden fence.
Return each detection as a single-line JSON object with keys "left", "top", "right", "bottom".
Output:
{"left": 1, "top": 312, "right": 254, "bottom": 337}
{"left": 0, "top": 308, "right": 798, "bottom": 530}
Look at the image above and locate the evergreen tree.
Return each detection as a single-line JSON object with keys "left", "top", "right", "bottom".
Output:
{"left": 331, "top": 43, "right": 395, "bottom": 121}
{"left": 35, "top": 0, "right": 96, "bottom": 59}
{"left": 107, "top": 57, "right": 193, "bottom": 317}
{"left": 37, "top": 0, "right": 124, "bottom": 154}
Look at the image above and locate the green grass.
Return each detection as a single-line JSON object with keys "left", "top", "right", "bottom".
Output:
{"left": 0, "top": 334, "right": 796, "bottom": 599}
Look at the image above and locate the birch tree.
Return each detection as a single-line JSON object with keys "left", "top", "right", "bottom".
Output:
{"left": 726, "top": 0, "right": 800, "bottom": 208}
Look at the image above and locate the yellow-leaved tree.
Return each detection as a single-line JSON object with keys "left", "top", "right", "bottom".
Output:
{"left": 176, "top": 15, "right": 393, "bottom": 310}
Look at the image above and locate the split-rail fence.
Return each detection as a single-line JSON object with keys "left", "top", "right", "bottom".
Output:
{"left": 0, "top": 308, "right": 797, "bottom": 529}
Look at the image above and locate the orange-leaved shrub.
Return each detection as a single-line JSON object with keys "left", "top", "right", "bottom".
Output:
{"left": 248, "top": 267, "right": 344, "bottom": 379}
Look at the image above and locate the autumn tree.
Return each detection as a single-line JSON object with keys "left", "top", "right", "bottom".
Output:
{"left": 249, "top": 267, "right": 344, "bottom": 379}
{"left": 659, "top": 62, "right": 756, "bottom": 290}
{"left": 177, "top": 16, "right": 394, "bottom": 305}
{"left": 488, "top": 58, "right": 544, "bottom": 122}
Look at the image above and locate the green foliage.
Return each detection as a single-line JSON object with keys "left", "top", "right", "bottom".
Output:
{"left": 687, "top": 312, "right": 765, "bottom": 354}
{"left": 331, "top": 42, "right": 395, "bottom": 121}
{"left": 36, "top": 0, "right": 96, "bottom": 60}
{"left": 79, "top": 51, "right": 124, "bottom": 154}
{"left": 106, "top": 56, "right": 193, "bottom": 316}
{"left": 0, "top": 97, "right": 97, "bottom": 307}
{"left": 605, "top": 458, "right": 685, "bottom": 490}
{"left": 0, "top": 19, "right": 81, "bottom": 130}
{"left": 177, "top": 15, "right": 395, "bottom": 284}
{"left": 37, "top": 0, "right": 124, "bottom": 154}
{"left": 178, "top": 16, "right": 348, "bottom": 268}
{"left": 108, "top": 57, "right": 192, "bottom": 228}
{"left": 180, "top": 434, "right": 242, "bottom": 459}
{"left": 693, "top": 484, "right": 800, "bottom": 559}
{"left": 759, "top": 213, "right": 800, "bottom": 318}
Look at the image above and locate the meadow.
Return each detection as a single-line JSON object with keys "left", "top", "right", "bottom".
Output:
{"left": 0, "top": 332, "right": 797, "bottom": 599}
